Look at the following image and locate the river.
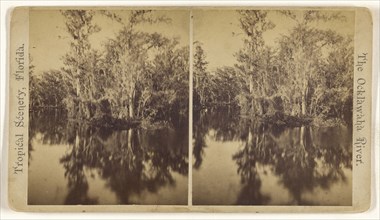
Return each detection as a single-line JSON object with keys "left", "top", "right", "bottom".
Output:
{"left": 28, "top": 110, "right": 188, "bottom": 205}
{"left": 28, "top": 108, "right": 352, "bottom": 206}
{"left": 193, "top": 107, "right": 352, "bottom": 205}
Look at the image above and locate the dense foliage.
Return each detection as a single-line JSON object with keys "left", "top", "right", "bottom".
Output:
{"left": 30, "top": 10, "right": 189, "bottom": 126}
{"left": 193, "top": 10, "right": 353, "bottom": 126}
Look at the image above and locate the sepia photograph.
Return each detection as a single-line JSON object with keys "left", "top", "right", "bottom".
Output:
{"left": 193, "top": 9, "right": 355, "bottom": 206}
{"left": 28, "top": 9, "right": 189, "bottom": 205}
{"left": 5, "top": 5, "right": 374, "bottom": 213}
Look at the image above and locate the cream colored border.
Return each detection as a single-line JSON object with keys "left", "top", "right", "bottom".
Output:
{"left": 7, "top": 6, "right": 373, "bottom": 213}
{"left": 188, "top": 9, "right": 194, "bottom": 207}
{"left": 352, "top": 7, "right": 372, "bottom": 213}
{"left": 8, "top": 6, "right": 29, "bottom": 212}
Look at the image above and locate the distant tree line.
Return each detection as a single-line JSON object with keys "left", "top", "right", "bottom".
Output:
{"left": 30, "top": 10, "right": 189, "bottom": 126}
{"left": 193, "top": 10, "right": 353, "bottom": 125}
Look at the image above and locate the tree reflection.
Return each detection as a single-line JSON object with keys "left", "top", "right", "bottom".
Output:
{"left": 193, "top": 110, "right": 209, "bottom": 169}
{"left": 62, "top": 122, "right": 188, "bottom": 205}
{"left": 194, "top": 107, "right": 352, "bottom": 205}
{"left": 193, "top": 106, "right": 242, "bottom": 169}
{"left": 29, "top": 109, "right": 68, "bottom": 145}
{"left": 29, "top": 111, "right": 188, "bottom": 205}
{"left": 232, "top": 123, "right": 271, "bottom": 205}
{"left": 29, "top": 109, "right": 68, "bottom": 165}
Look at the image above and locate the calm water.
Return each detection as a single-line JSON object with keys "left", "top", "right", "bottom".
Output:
{"left": 28, "top": 110, "right": 188, "bottom": 205}
{"left": 193, "top": 107, "right": 352, "bottom": 205}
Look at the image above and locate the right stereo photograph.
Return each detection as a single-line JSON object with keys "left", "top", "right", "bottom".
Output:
{"left": 192, "top": 9, "right": 354, "bottom": 206}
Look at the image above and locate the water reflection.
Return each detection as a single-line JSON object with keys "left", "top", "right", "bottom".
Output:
{"left": 28, "top": 110, "right": 188, "bottom": 205}
{"left": 193, "top": 107, "right": 352, "bottom": 205}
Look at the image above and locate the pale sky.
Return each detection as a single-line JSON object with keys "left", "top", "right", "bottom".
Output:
{"left": 194, "top": 9, "right": 355, "bottom": 72}
{"left": 30, "top": 9, "right": 190, "bottom": 75}
{"left": 30, "top": 9, "right": 355, "bottom": 75}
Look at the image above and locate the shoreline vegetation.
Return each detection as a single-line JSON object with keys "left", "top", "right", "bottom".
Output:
{"left": 30, "top": 10, "right": 189, "bottom": 130}
{"left": 193, "top": 10, "right": 353, "bottom": 128}
{"left": 30, "top": 10, "right": 353, "bottom": 130}
{"left": 29, "top": 107, "right": 180, "bottom": 130}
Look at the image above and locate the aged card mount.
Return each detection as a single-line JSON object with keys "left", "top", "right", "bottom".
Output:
{"left": 7, "top": 6, "right": 372, "bottom": 212}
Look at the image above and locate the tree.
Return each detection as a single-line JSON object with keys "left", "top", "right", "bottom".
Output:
{"left": 39, "top": 70, "right": 68, "bottom": 107}
{"left": 277, "top": 10, "right": 346, "bottom": 117}
{"left": 57, "top": 9, "right": 189, "bottom": 125}
{"left": 29, "top": 56, "right": 41, "bottom": 109}
{"left": 30, "top": 66, "right": 67, "bottom": 109}
{"left": 234, "top": 10, "right": 275, "bottom": 115}
{"left": 61, "top": 10, "right": 101, "bottom": 118}
{"left": 213, "top": 67, "right": 242, "bottom": 105}
{"left": 193, "top": 41, "right": 209, "bottom": 108}
{"left": 103, "top": 10, "right": 172, "bottom": 120}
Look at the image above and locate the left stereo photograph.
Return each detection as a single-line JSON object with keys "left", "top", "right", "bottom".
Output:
{"left": 27, "top": 8, "right": 190, "bottom": 206}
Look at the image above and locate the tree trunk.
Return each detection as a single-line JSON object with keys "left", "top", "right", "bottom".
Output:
{"left": 301, "top": 95, "right": 306, "bottom": 116}
{"left": 75, "top": 130, "right": 80, "bottom": 148}
{"left": 128, "top": 88, "right": 135, "bottom": 119}
{"left": 257, "top": 99, "right": 263, "bottom": 115}
{"left": 249, "top": 75, "right": 254, "bottom": 94}
{"left": 301, "top": 78, "right": 308, "bottom": 116}
{"left": 76, "top": 72, "right": 80, "bottom": 97}
{"left": 249, "top": 75, "right": 255, "bottom": 115}
{"left": 128, "top": 98, "right": 134, "bottom": 119}
{"left": 248, "top": 126, "right": 252, "bottom": 144}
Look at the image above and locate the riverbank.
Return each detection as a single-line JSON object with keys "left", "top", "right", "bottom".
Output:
{"left": 257, "top": 112, "right": 347, "bottom": 127}
{"left": 259, "top": 112, "right": 313, "bottom": 127}
{"left": 88, "top": 115, "right": 141, "bottom": 129}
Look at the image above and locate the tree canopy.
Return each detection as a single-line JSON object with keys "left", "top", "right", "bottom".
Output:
{"left": 194, "top": 10, "right": 353, "bottom": 126}
{"left": 30, "top": 10, "right": 189, "bottom": 128}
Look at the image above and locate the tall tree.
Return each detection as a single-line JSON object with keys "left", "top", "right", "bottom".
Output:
{"left": 277, "top": 10, "right": 346, "bottom": 117}
{"left": 103, "top": 10, "right": 171, "bottom": 120}
{"left": 235, "top": 10, "right": 275, "bottom": 115}
{"left": 193, "top": 41, "right": 209, "bottom": 108}
{"left": 61, "top": 10, "right": 101, "bottom": 118}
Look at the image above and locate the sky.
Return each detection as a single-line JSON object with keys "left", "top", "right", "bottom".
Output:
{"left": 30, "top": 9, "right": 355, "bottom": 75}
{"left": 29, "top": 9, "right": 190, "bottom": 75}
{"left": 193, "top": 9, "right": 355, "bottom": 72}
